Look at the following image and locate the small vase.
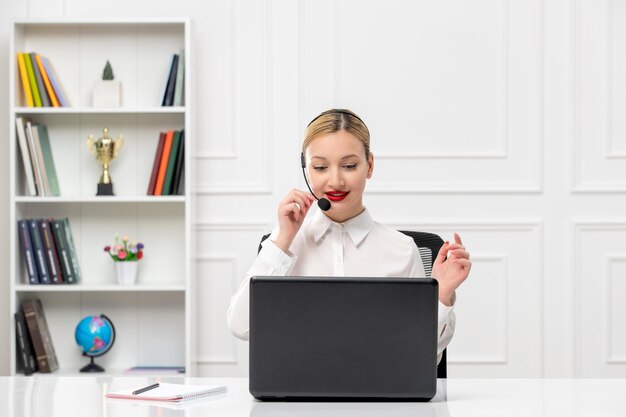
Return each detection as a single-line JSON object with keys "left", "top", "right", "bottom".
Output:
{"left": 115, "top": 261, "right": 138, "bottom": 285}
{"left": 93, "top": 80, "right": 122, "bottom": 107}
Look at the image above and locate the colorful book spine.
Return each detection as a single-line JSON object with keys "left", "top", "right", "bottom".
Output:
{"left": 147, "top": 132, "right": 166, "bottom": 195}
{"left": 39, "top": 220, "right": 63, "bottom": 284}
{"left": 171, "top": 131, "right": 185, "bottom": 195}
{"left": 161, "top": 54, "right": 179, "bottom": 106}
{"left": 17, "top": 220, "right": 39, "bottom": 284}
{"left": 162, "top": 131, "right": 181, "bottom": 195}
{"left": 15, "top": 117, "right": 37, "bottom": 196}
{"left": 14, "top": 310, "right": 38, "bottom": 375}
{"left": 35, "top": 54, "right": 60, "bottom": 107}
{"left": 23, "top": 53, "right": 42, "bottom": 107}
{"left": 28, "top": 219, "right": 50, "bottom": 284}
{"left": 41, "top": 56, "right": 68, "bottom": 107}
{"left": 30, "top": 53, "right": 50, "bottom": 107}
{"left": 36, "top": 125, "right": 60, "bottom": 196}
{"left": 154, "top": 130, "right": 174, "bottom": 195}
{"left": 17, "top": 53, "right": 34, "bottom": 107}
{"left": 62, "top": 218, "right": 82, "bottom": 283}
{"left": 21, "top": 299, "right": 59, "bottom": 373}
{"left": 51, "top": 219, "right": 76, "bottom": 284}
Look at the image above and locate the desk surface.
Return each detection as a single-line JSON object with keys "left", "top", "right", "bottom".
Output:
{"left": 1, "top": 376, "right": 625, "bottom": 417}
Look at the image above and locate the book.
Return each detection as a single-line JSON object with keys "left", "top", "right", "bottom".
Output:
{"left": 25, "top": 121, "right": 44, "bottom": 196}
{"left": 105, "top": 382, "right": 227, "bottom": 402}
{"left": 171, "top": 131, "right": 185, "bottom": 195}
{"left": 38, "top": 220, "right": 64, "bottom": 284}
{"left": 154, "top": 130, "right": 174, "bottom": 195}
{"left": 17, "top": 220, "right": 39, "bottom": 284}
{"left": 23, "top": 53, "right": 42, "bottom": 107}
{"left": 62, "top": 218, "right": 82, "bottom": 283}
{"left": 29, "top": 219, "right": 50, "bottom": 284}
{"left": 36, "top": 125, "right": 60, "bottom": 196}
{"left": 21, "top": 299, "right": 59, "bottom": 373}
{"left": 30, "top": 53, "right": 51, "bottom": 107}
{"left": 161, "top": 54, "right": 179, "bottom": 106}
{"left": 173, "top": 49, "right": 185, "bottom": 106}
{"left": 162, "top": 130, "right": 181, "bottom": 195}
{"left": 30, "top": 124, "right": 50, "bottom": 195}
{"left": 14, "top": 310, "right": 38, "bottom": 375}
{"left": 147, "top": 132, "right": 166, "bottom": 195}
{"left": 17, "top": 53, "right": 34, "bottom": 107}
{"left": 35, "top": 54, "right": 60, "bottom": 107}
{"left": 51, "top": 219, "right": 76, "bottom": 284}
{"left": 15, "top": 117, "right": 37, "bottom": 196}
{"left": 41, "top": 56, "right": 68, "bottom": 107}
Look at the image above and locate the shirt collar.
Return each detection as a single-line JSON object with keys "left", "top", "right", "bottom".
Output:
{"left": 310, "top": 207, "right": 374, "bottom": 247}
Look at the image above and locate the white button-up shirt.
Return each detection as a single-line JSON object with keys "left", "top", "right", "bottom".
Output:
{"left": 227, "top": 207, "right": 455, "bottom": 363}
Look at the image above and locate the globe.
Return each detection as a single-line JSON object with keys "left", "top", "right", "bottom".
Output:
{"left": 74, "top": 314, "right": 116, "bottom": 372}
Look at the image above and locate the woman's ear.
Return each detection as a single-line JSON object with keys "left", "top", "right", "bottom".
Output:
{"left": 366, "top": 153, "right": 374, "bottom": 179}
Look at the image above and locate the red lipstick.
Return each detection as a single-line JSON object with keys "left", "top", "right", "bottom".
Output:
{"left": 325, "top": 190, "right": 349, "bottom": 202}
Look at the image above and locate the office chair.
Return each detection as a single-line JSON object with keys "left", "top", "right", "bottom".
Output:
{"left": 257, "top": 229, "right": 447, "bottom": 379}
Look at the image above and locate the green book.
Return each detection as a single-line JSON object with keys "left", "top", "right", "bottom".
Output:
{"left": 24, "top": 53, "right": 42, "bottom": 107}
{"left": 162, "top": 130, "right": 181, "bottom": 195}
{"left": 62, "top": 218, "right": 81, "bottom": 283}
{"left": 51, "top": 219, "right": 75, "bottom": 284}
{"left": 173, "top": 50, "right": 185, "bottom": 106}
{"left": 36, "top": 125, "right": 60, "bottom": 196}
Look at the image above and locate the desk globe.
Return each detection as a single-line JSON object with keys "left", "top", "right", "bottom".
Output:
{"left": 74, "top": 314, "right": 116, "bottom": 372}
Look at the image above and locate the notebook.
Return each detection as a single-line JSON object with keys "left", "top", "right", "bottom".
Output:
{"left": 105, "top": 382, "right": 227, "bottom": 402}
{"left": 249, "top": 276, "right": 439, "bottom": 400}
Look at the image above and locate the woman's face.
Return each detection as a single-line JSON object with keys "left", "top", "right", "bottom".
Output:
{"left": 305, "top": 130, "right": 374, "bottom": 223}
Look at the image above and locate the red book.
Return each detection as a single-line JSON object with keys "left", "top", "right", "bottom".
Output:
{"left": 154, "top": 130, "right": 174, "bottom": 196}
{"left": 147, "top": 132, "right": 166, "bottom": 195}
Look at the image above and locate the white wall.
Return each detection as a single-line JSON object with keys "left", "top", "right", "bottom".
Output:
{"left": 1, "top": 0, "right": 625, "bottom": 378}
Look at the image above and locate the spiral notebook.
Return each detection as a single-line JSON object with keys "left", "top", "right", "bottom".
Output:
{"left": 106, "top": 382, "right": 227, "bottom": 402}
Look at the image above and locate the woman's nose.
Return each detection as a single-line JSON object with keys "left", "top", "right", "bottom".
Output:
{"left": 328, "top": 167, "right": 344, "bottom": 189}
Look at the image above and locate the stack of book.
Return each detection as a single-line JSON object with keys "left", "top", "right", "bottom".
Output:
{"left": 14, "top": 298, "right": 59, "bottom": 375}
{"left": 16, "top": 52, "right": 68, "bottom": 108}
{"left": 17, "top": 218, "right": 82, "bottom": 285}
{"left": 161, "top": 50, "right": 185, "bottom": 106}
{"left": 15, "top": 118, "right": 60, "bottom": 197}
{"left": 147, "top": 130, "right": 185, "bottom": 195}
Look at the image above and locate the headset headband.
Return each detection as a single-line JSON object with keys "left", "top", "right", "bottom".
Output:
{"left": 307, "top": 109, "right": 367, "bottom": 128}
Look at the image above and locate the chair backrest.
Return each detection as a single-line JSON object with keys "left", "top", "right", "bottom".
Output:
{"left": 257, "top": 230, "right": 447, "bottom": 378}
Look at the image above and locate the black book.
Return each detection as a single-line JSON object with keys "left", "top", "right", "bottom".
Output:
{"left": 39, "top": 219, "right": 63, "bottom": 284}
{"left": 161, "top": 54, "right": 179, "bottom": 106}
{"left": 21, "top": 298, "right": 59, "bottom": 373}
{"left": 17, "top": 220, "right": 39, "bottom": 284}
{"left": 51, "top": 219, "right": 76, "bottom": 284}
{"left": 29, "top": 219, "right": 50, "bottom": 284}
{"left": 14, "top": 310, "right": 38, "bottom": 375}
{"left": 171, "top": 130, "right": 185, "bottom": 195}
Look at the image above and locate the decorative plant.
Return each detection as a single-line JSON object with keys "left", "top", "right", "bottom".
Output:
{"left": 102, "top": 60, "right": 114, "bottom": 81}
{"left": 104, "top": 234, "right": 144, "bottom": 261}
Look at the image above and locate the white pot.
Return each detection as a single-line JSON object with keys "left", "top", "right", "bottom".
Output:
{"left": 115, "top": 261, "right": 138, "bottom": 285}
{"left": 93, "top": 80, "right": 122, "bottom": 107}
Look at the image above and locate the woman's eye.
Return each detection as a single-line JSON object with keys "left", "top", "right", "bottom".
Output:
{"left": 343, "top": 164, "right": 357, "bottom": 169}
{"left": 312, "top": 165, "right": 327, "bottom": 171}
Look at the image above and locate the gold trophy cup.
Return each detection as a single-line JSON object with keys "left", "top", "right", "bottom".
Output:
{"left": 87, "top": 128, "right": 124, "bottom": 196}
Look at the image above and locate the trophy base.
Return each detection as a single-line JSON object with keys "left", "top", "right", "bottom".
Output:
{"left": 97, "top": 183, "right": 114, "bottom": 196}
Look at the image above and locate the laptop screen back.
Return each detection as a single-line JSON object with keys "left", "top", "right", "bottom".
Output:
{"left": 249, "top": 276, "right": 438, "bottom": 400}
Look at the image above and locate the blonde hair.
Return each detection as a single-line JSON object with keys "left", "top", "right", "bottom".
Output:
{"left": 302, "top": 109, "right": 370, "bottom": 158}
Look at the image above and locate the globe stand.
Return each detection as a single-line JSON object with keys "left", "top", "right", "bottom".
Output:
{"left": 80, "top": 355, "right": 105, "bottom": 373}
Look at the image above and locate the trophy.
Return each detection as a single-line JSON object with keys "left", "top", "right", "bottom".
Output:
{"left": 87, "top": 128, "right": 124, "bottom": 196}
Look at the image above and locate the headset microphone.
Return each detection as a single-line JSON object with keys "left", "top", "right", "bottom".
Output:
{"left": 300, "top": 153, "right": 331, "bottom": 211}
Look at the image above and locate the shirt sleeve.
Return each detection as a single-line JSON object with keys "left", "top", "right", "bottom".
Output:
{"left": 226, "top": 233, "right": 297, "bottom": 340}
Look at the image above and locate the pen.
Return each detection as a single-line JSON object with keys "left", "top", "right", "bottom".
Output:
{"left": 132, "top": 383, "right": 160, "bottom": 395}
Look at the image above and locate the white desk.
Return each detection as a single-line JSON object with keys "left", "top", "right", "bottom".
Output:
{"left": 1, "top": 376, "right": 625, "bottom": 416}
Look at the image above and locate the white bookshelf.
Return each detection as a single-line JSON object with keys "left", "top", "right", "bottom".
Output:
{"left": 8, "top": 19, "right": 193, "bottom": 376}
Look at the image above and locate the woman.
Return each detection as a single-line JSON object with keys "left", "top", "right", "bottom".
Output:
{"left": 227, "top": 109, "right": 471, "bottom": 363}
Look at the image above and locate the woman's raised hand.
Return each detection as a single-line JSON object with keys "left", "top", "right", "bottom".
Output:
{"left": 273, "top": 189, "right": 316, "bottom": 253}
{"left": 431, "top": 233, "right": 472, "bottom": 306}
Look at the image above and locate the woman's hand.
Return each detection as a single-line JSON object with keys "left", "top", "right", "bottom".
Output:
{"left": 431, "top": 233, "right": 472, "bottom": 306}
{"left": 272, "top": 189, "right": 316, "bottom": 253}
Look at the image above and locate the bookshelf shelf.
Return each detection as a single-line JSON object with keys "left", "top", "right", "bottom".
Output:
{"left": 9, "top": 19, "right": 192, "bottom": 377}
{"left": 14, "top": 107, "right": 186, "bottom": 115}
{"left": 15, "top": 284, "right": 186, "bottom": 292}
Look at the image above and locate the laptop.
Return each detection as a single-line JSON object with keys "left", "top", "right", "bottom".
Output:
{"left": 249, "top": 276, "right": 439, "bottom": 401}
